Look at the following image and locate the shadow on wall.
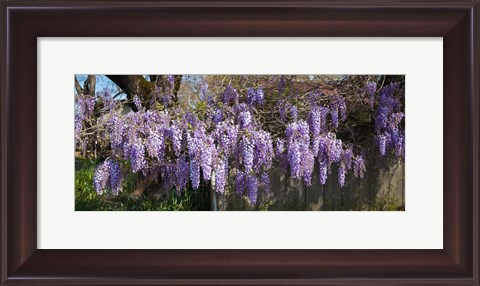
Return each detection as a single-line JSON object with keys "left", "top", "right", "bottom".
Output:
{"left": 218, "top": 148, "right": 405, "bottom": 211}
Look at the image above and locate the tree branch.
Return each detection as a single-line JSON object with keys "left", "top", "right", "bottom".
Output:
{"left": 74, "top": 76, "right": 83, "bottom": 95}
{"left": 105, "top": 75, "right": 156, "bottom": 111}
{"left": 84, "top": 75, "right": 96, "bottom": 96}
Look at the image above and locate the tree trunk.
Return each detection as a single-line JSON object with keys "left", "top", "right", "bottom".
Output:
{"left": 74, "top": 75, "right": 96, "bottom": 96}
{"left": 105, "top": 75, "right": 156, "bottom": 111}
{"left": 105, "top": 75, "right": 182, "bottom": 111}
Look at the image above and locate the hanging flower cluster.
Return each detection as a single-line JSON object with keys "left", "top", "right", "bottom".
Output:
{"left": 75, "top": 75, "right": 405, "bottom": 203}
{"left": 373, "top": 82, "right": 405, "bottom": 157}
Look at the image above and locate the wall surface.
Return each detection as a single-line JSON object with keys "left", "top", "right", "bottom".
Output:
{"left": 219, "top": 153, "right": 405, "bottom": 211}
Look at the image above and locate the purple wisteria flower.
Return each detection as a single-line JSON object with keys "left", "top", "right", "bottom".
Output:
{"left": 378, "top": 134, "right": 387, "bottom": 156}
{"left": 260, "top": 172, "right": 270, "bottom": 194}
{"left": 238, "top": 111, "right": 252, "bottom": 130}
{"left": 318, "top": 156, "right": 328, "bottom": 185}
{"left": 93, "top": 160, "right": 111, "bottom": 195}
{"left": 278, "top": 76, "right": 286, "bottom": 95}
{"left": 222, "top": 84, "right": 238, "bottom": 105}
{"left": 366, "top": 82, "right": 377, "bottom": 108}
{"left": 175, "top": 155, "right": 189, "bottom": 192}
{"left": 214, "top": 157, "right": 228, "bottom": 194}
{"left": 353, "top": 155, "right": 366, "bottom": 178}
{"left": 215, "top": 121, "right": 238, "bottom": 156}
{"left": 93, "top": 158, "right": 123, "bottom": 196}
{"left": 133, "top": 95, "right": 142, "bottom": 110}
{"left": 285, "top": 120, "right": 314, "bottom": 183}
{"left": 290, "top": 105, "right": 298, "bottom": 121}
{"left": 129, "top": 138, "right": 146, "bottom": 173}
{"left": 99, "top": 89, "right": 116, "bottom": 111}
{"left": 235, "top": 170, "right": 246, "bottom": 195}
{"left": 81, "top": 76, "right": 405, "bottom": 202}
{"left": 338, "top": 162, "right": 346, "bottom": 188}
{"left": 247, "top": 87, "right": 265, "bottom": 106}
{"left": 246, "top": 174, "right": 258, "bottom": 205}
{"left": 242, "top": 135, "right": 254, "bottom": 173}
{"left": 109, "top": 160, "right": 123, "bottom": 196}
{"left": 190, "top": 159, "right": 201, "bottom": 190}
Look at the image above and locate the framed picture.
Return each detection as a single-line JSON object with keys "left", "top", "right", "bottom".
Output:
{"left": 0, "top": 0, "right": 480, "bottom": 285}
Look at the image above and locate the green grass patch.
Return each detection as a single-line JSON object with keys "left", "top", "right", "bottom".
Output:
{"left": 75, "top": 158, "right": 209, "bottom": 211}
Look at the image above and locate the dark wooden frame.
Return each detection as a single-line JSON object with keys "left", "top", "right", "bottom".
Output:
{"left": 1, "top": 0, "right": 479, "bottom": 285}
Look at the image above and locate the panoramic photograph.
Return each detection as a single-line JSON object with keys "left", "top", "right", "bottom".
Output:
{"left": 75, "top": 75, "right": 405, "bottom": 211}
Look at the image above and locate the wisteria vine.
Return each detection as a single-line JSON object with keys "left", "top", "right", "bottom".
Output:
{"left": 75, "top": 75, "right": 405, "bottom": 205}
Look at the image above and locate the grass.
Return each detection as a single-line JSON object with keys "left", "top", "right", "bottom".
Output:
{"left": 358, "top": 195, "right": 404, "bottom": 211}
{"left": 327, "top": 194, "right": 404, "bottom": 211}
{"left": 75, "top": 158, "right": 210, "bottom": 211}
{"left": 76, "top": 158, "right": 404, "bottom": 211}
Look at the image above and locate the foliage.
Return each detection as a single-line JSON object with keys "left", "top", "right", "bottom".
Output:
{"left": 75, "top": 159, "right": 208, "bottom": 211}
{"left": 75, "top": 75, "right": 405, "bottom": 209}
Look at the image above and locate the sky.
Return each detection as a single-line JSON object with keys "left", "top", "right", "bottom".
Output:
{"left": 75, "top": 75, "right": 200, "bottom": 101}
{"left": 75, "top": 75, "right": 120, "bottom": 97}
